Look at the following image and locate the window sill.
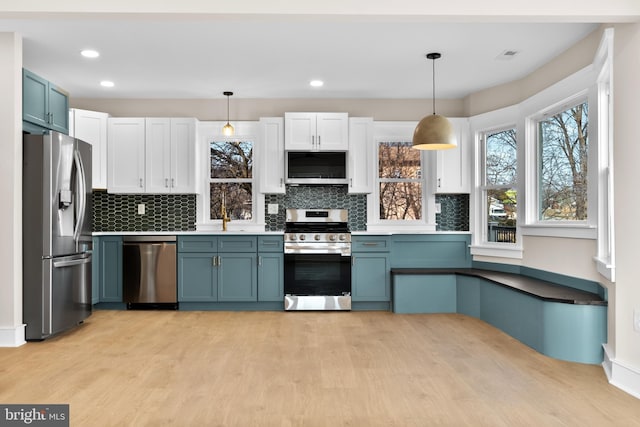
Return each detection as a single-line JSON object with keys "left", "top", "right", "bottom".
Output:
{"left": 470, "top": 244, "right": 523, "bottom": 259}
{"left": 594, "top": 256, "right": 615, "bottom": 282}
{"left": 520, "top": 224, "right": 596, "bottom": 240}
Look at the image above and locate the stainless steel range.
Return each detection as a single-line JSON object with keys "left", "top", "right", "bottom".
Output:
{"left": 284, "top": 209, "right": 351, "bottom": 310}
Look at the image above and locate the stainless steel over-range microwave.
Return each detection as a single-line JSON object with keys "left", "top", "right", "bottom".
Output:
{"left": 285, "top": 151, "right": 348, "bottom": 185}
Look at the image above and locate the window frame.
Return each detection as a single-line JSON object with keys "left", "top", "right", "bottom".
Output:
{"left": 196, "top": 121, "right": 265, "bottom": 232}
{"left": 521, "top": 67, "right": 597, "bottom": 240}
{"left": 367, "top": 121, "right": 436, "bottom": 232}
{"left": 470, "top": 105, "right": 523, "bottom": 258}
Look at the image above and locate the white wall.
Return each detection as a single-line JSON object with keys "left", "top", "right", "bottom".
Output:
{"left": 609, "top": 22, "right": 640, "bottom": 396}
{"left": 0, "top": 32, "right": 25, "bottom": 346}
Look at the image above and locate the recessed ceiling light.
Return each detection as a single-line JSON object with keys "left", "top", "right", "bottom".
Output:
{"left": 100, "top": 80, "right": 114, "bottom": 88}
{"left": 310, "top": 80, "right": 324, "bottom": 87}
{"left": 81, "top": 49, "right": 100, "bottom": 58}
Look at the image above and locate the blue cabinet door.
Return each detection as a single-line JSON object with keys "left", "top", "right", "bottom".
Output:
{"left": 98, "top": 236, "right": 123, "bottom": 302}
{"left": 22, "top": 69, "right": 70, "bottom": 134}
{"left": 258, "top": 252, "right": 284, "bottom": 302}
{"left": 23, "top": 69, "right": 48, "bottom": 128}
{"left": 48, "top": 83, "right": 69, "bottom": 134}
{"left": 352, "top": 253, "right": 390, "bottom": 302}
{"left": 218, "top": 253, "right": 257, "bottom": 301}
{"left": 178, "top": 252, "right": 218, "bottom": 301}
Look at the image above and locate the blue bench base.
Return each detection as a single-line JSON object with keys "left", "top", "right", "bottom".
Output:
{"left": 391, "top": 269, "right": 607, "bottom": 365}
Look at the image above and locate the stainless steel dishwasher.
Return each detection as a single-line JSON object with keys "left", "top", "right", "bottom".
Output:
{"left": 123, "top": 235, "right": 178, "bottom": 309}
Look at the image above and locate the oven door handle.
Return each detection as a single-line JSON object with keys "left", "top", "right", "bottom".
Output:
{"left": 284, "top": 248, "right": 351, "bottom": 256}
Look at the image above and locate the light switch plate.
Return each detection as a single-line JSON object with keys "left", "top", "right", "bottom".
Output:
{"left": 268, "top": 203, "right": 279, "bottom": 215}
{"left": 435, "top": 203, "right": 442, "bottom": 214}
{"left": 137, "top": 204, "right": 145, "bottom": 215}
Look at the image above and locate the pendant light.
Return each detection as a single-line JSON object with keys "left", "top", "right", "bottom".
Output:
{"left": 222, "top": 91, "right": 235, "bottom": 136}
{"left": 412, "top": 53, "right": 456, "bottom": 150}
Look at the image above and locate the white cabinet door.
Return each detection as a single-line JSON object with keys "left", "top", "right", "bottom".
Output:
{"left": 316, "top": 113, "right": 349, "bottom": 150}
{"left": 145, "top": 118, "right": 172, "bottom": 193}
{"left": 170, "top": 118, "right": 197, "bottom": 193}
{"left": 284, "top": 112, "right": 315, "bottom": 150}
{"left": 259, "top": 117, "right": 285, "bottom": 194}
{"left": 347, "top": 117, "right": 374, "bottom": 193}
{"left": 70, "top": 108, "right": 109, "bottom": 189}
{"left": 107, "top": 118, "right": 145, "bottom": 193}
{"left": 435, "top": 117, "right": 470, "bottom": 193}
{"left": 284, "top": 112, "right": 349, "bottom": 151}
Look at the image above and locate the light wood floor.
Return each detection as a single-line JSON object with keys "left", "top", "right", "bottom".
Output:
{"left": 1, "top": 310, "right": 639, "bottom": 426}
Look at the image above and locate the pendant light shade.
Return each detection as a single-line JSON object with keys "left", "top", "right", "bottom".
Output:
{"left": 412, "top": 53, "right": 456, "bottom": 150}
{"left": 222, "top": 91, "right": 234, "bottom": 136}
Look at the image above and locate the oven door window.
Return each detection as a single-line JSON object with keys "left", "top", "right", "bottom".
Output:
{"left": 284, "top": 254, "right": 351, "bottom": 296}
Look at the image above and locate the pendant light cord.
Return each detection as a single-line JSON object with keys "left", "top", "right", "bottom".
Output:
{"left": 226, "top": 94, "right": 230, "bottom": 123}
{"left": 432, "top": 56, "right": 436, "bottom": 115}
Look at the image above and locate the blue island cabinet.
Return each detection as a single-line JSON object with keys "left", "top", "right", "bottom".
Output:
{"left": 177, "top": 235, "right": 258, "bottom": 304}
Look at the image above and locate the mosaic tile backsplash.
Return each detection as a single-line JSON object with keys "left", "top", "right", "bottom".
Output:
{"left": 265, "top": 185, "right": 367, "bottom": 231}
{"left": 93, "top": 188, "right": 467, "bottom": 232}
{"left": 93, "top": 191, "right": 197, "bottom": 232}
{"left": 436, "top": 194, "right": 469, "bottom": 231}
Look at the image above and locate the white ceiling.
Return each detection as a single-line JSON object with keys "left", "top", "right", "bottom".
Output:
{"left": 0, "top": 16, "right": 599, "bottom": 100}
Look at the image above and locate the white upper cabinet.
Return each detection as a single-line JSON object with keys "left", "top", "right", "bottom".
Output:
{"left": 107, "top": 117, "right": 146, "bottom": 193}
{"left": 347, "top": 117, "right": 374, "bottom": 194}
{"left": 258, "top": 117, "right": 285, "bottom": 194}
{"left": 284, "top": 112, "right": 348, "bottom": 151}
{"left": 145, "top": 118, "right": 197, "bottom": 194}
{"left": 434, "top": 117, "right": 470, "bottom": 193}
{"left": 108, "top": 117, "right": 197, "bottom": 194}
{"left": 69, "top": 108, "right": 109, "bottom": 189}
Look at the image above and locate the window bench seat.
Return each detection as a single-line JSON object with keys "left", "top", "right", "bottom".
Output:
{"left": 390, "top": 268, "right": 607, "bottom": 364}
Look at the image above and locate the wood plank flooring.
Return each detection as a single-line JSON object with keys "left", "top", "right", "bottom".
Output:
{"left": 1, "top": 310, "right": 639, "bottom": 426}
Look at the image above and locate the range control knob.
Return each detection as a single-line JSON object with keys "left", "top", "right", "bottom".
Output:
{"left": 314, "top": 234, "right": 321, "bottom": 241}
{"left": 328, "top": 234, "right": 337, "bottom": 241}
{"left": 339, "top": 234, "right": 346, "bottom": 241}
{"left": 288, "top": 234, "right": 296, "bottom": 241}
{"left": 299, "top": 234, "right": 306, "bottom": 241}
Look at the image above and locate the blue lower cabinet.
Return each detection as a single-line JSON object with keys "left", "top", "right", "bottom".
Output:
{"left": 96, "top": 236, "right": 123, "bottom": 303}
{"left": 178, "top": 253, "right": 218, "bottom": 301}
{"left": 218, "top": 253, "right": 258, "bottom": 302}
{"left": 352, "top": 253, "right": 390, "bottom": 302}
{"left": 392, "top": 274, "right": 456, "bottom": 313}
{"left": 258, "top": 252, "right": 284, "bottom": 302}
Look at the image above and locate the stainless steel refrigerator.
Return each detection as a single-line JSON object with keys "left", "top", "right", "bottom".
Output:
{"left": 23, "top": 131, "right": 93, "bottom": 340}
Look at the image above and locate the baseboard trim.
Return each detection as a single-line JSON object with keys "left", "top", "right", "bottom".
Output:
{"left": 603, "top": 344, "right": 640, "bottom": 399}
{"left": 0, "top": 324, "right": 26, "bottom": 347}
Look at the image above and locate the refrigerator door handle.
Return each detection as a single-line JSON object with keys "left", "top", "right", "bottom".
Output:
{"left": 53, "top": 254, "right": 92, "bottom": 268}
{"left": 72, "top": 148, "right": 87, "bottom": 246}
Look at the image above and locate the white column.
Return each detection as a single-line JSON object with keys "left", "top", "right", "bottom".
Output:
{"left": 0, "top": 32, "right": 25, "bottom": 346}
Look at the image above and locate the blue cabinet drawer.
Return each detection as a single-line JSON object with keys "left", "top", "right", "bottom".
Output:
{"left": 178, "top": 235, "right": 218, "bottom": 252}
{"left": 218, "top": 236, "right": 258, "bottom": 252}
{"left": 352, "top": 236, "right": 390, "bottom": 252}
{"left": 258, "top": 236, "right": 284, "bottom": 252}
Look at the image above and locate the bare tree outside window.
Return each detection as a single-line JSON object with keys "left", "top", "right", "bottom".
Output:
{"left": 378, "top": 142, "right": 422, "bottom": 220}
{"left": 209, "top": 140, "right": 253, "bottom": 220}
{"left": 538, "top": 101, "right": 588, "bottom": 220}
{"left": 483, "top": 128, "right": 517, "bottom": 243}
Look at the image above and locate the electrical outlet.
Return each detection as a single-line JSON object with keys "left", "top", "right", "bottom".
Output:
{"left": 435, "top": 203, "right": 442, "bottom": 214}
{"left": 634, "top": 309, "right": 640, "bottom": 333}
{"left": 137, "top": 204, "right": 145, "bottom": 215}
{"left": 268, "top": 203, "right": 279, "bottom": 215}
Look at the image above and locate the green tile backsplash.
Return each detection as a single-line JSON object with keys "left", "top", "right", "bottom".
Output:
{"left": 436, "top": 194, "right": 469, "bottom": 231}
{"left": 93, "top": 191, "right": 196, "bottom": 232}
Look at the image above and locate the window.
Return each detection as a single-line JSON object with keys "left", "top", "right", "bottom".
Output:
{"left": 208, "top": 139, "right": 254, "bottom": 221}
{"left": 537, "top": 100, "right": 589, "bottom": 222}
{"left": 482, "top": 128, "right": 517, "bottom": 244}
{"left": 377, "top": 141, "right": 423, "bottom": 220}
